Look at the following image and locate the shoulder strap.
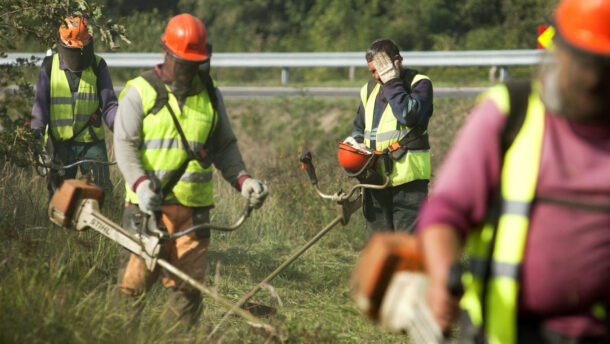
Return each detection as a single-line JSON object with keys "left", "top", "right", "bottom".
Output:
{"left": 500, "top": 80, "right": 531, "bottom": 156}
{"left": 199, "top": 71, "right": 218, "bottom": 112}
{"left": 365, "top": 79, "right": 377, "bottom": 102}
{"left": 478, "top": 79, "right": 532, "bottom": 334}
{"left": 199, "top": 70, "right": 219, "bottom": 135}
{"left": 139, "top": 69, "right": 170, "bottom": 114}
{"left": 42, "top": 55, "right": 53, "bottom": 79}
{"left": 401, "top": 68, "right": 418, "bottom": 94}
{"left": 91, "top": 55, "right": 100, "bottom": 78}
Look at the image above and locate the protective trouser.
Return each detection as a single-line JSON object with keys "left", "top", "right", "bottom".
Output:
{"left": 116, "top": 203, "right": 211, "bottom": 328}
{"left": 46, "top": 139, "right": 112, "bottom": 197}
{"left": 363, "top": 179, "right": 428, "bottom": 235}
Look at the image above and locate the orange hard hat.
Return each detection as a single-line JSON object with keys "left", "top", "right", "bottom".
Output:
{"left": 555, "top": 0, "right": 610, "bottom": 55}
{"left": 338, "top": 142, "right": 376, "bottom": 176}
{"left": 58, "top": 16, "right": 91, "bottom": 48}
{"left": 160, "top": 14, "right": 210, "bottom": 62}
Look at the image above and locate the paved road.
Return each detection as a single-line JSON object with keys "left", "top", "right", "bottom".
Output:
{"left": 114, "top": 86, "right": 485, "bottom": 99}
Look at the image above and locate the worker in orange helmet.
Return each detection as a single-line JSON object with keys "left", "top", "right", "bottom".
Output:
{"left": 410, "top": 0, "right": 610, "bottom": 343}
{"left": 31, "top": 16, "right": 117, "bottom": 197}
{"left": 111, "top": 14, "right": 268, "bottom": 329}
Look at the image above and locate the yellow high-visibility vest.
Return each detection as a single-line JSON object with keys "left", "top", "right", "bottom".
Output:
{"left": 120, "top": 74, "right": 216, "bottom": 207}
{"left": 360, "top": 75, "right": 432, "bottom": 186}
{"left": 49, "top": 53, "right": 103, "bottom": 142}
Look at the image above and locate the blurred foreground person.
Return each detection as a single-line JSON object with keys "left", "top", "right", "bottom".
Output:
{"left": 343, "top": 38, "right": 433, "bottom": 235}
{"left": 112, "top": 14, "right": 268, "bottom": 328}
{"left": 31, "top": 16, "right": 117, "bottom": 196}
{"left": 417, "top": 0, "right": 610, "bottom": 343}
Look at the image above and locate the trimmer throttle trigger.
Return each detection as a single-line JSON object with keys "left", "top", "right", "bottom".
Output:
{"left": 299, "top": 152, "right": 318, "bottom": 185}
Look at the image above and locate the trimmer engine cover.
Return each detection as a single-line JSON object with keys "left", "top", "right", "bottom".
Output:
{"left": 351, "top": 232, "right": 424, "bottom": 320}
{"left": 48, "top": 179, "right": 104, "bottom": 228}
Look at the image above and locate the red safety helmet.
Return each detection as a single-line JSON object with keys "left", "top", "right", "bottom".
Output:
{"left": 338, "top": 142, "right": 377, "bottom": 177}
{"left": 59, "top": 16, "right": 91, "bottom": 48}
{"left": 554, "top": 0, "right": 610, "bottom": 55}
{"left": 160, "top": 14, "right": 210, "bottom": 62}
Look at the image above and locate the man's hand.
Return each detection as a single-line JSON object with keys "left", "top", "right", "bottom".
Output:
{"left": 241, "top": 178, "right": 269, "bottom": 209}
{"left": 427, "top": 279, "right": 460, "bottom": 333}
{"left": 373, "top": 52, "right": 401, "bottom": 84}
{"left": 420, "top": 224, "right": 462, "bottom": 333}
{"left": 136, "top": 179, "right": 162, "bottom": 216}
{"left": 343, "top": 136, "right": 368, "bottom": 151}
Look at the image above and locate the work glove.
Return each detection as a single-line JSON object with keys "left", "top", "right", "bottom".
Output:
{"left": 136, "top": 179, "right": 162, "bottom": 216}
{"left": 373, "top": 51, "right": 401, "bottom": 84}
{"left": 241, "top": 178, "right": 269, "bottom": 209}
{"left": 378, "top": 271, "right": 443, "bottom": 342}
{"left": 343, "top": 136, "right": 368, "bottom": 151}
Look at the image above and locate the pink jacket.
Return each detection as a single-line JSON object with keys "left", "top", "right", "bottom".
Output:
{"left": 418, "top": 97, "right": 610, "bottom": 337}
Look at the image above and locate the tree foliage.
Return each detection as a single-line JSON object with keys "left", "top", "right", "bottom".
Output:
{"left": 172, "top": 0, "right": 557, "bottom": 52}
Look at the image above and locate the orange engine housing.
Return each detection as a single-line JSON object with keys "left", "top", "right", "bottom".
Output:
{"left": 351, "top": 232, "right": 424, "bottom": 320}
{"left": 48, "top": 179, "right": 104, "bottom": 228}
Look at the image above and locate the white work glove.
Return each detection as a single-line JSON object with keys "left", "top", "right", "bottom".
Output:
{"left": 136, "top": 179, "right": 162, "bottom": 216}
{"left": 373, "top": 51, "right": 401, "bottom": 84}
{"left": 241, "top": 178, "right": 269, "bottom": 209}
{"left": 343, "top": 136, "right": 368, "bottom": 151}
{"left": 378, "top": 272, "right": 443, "bottom": 343}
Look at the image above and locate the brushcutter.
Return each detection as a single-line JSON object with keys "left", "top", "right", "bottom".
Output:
{"left": 207, "top": 150, "right": 392, "bottom": 338}
{"left": 35, "top": 157, "right": 117, "bottom": 178}
{"left": 48, "top": 178, "right": 279, "bottom": 337}
{"left": 351, "top": 232, "right": 464, "bottom": 344}
{"left": 36, "top": 155, "right": 118, "bottom": 194}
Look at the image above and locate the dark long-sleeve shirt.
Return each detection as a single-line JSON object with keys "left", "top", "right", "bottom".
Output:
{"left": 352, "top": 71, "right": 433, "bottom": 150}
{"left": 31, "top": 53, "right": 118, "bottom": 132}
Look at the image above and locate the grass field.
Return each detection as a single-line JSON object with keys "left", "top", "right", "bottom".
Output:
{"left": 0, "top": 95, "right": 475, "bottom": 343}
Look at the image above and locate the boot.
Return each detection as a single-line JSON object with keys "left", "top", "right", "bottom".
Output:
{"left": 160, "top": 290, "right": 203, "bottom": 332}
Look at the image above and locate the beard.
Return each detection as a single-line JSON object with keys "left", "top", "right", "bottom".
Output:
{"left": 540, "top": 65, "right": 610, "bottom": 124}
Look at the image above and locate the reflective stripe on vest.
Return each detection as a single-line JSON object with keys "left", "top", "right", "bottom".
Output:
{"left": 49, "top": 54, "right": 103, "bottom": 142}
{"left": 120, "top": 74, "right": 216, "bottom": 207}
{"left": 460, "top": 83, "right": 545, "bottom": 344}
{"left": 360, "top": 74, "right": 431, "bottom": 186}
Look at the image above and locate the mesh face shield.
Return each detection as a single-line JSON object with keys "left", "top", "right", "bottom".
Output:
{"left": 57, "top": 39, "right": 94, "bottom": 72}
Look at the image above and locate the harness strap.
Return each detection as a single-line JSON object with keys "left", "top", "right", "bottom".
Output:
{"left": 478, "top": 80, "right": 531, "bottom": 338}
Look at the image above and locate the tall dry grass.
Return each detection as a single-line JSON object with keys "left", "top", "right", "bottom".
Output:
{"left": 0, "top": 95, "right": 474, "bottom": 343}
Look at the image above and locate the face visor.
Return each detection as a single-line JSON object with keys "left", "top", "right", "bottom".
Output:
{"left": 57, "top": 38, "right": 94, "bottom": 72}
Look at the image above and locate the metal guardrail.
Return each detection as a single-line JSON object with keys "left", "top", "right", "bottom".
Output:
{"left": 2, "top": 50, "right": 548, "bottom": 67}
{"left": 2, "top": 50, "right": 551, "bottom": 83}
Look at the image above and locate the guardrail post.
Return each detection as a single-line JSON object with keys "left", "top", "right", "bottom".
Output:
{"left": 281, "top": 68, "right": 289, "bottom": 85}
{"left": 499, "top": 66, "right": 508, "bottom": 82}
{"left": 489, "top": 66, "right": 510, "bottom": 82}
{"left": 349, "top": 66, "right": 355, "bottom": 81}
